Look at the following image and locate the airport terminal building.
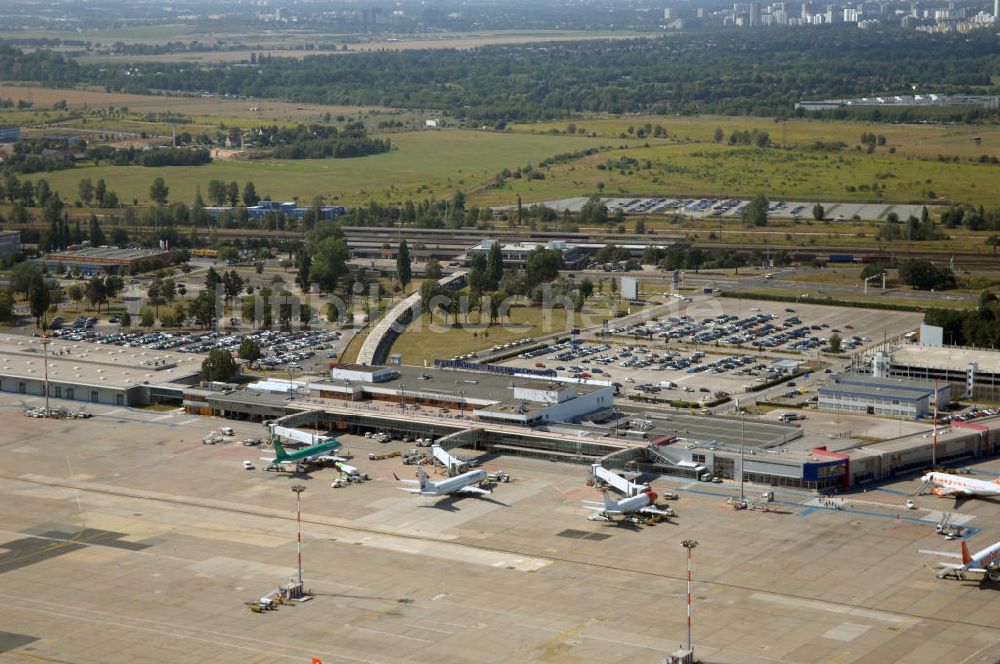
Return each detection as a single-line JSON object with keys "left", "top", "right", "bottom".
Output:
{"left": 0, "top": 333, "right": 204, "bottom": 406}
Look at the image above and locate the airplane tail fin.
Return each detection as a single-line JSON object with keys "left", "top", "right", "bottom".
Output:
{"left": 961, "top": 541, "right": 972, "bottom": 565}
{"left": 417, "top": 467, "right": 430, "bottom": 490}
{"left": 603, "top": 490, "right": 615, "bottom": 509}
{"left": 272, "top": 439, "right": 287, "bottom": 460}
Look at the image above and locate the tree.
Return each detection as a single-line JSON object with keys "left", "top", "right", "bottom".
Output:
{"left": 296, "top": 253, "right": 312, "bottom": 291}
{"left": 207, "top": 179, "right": 227, "bottom": 206}
{"left": 580, "top": 277, "right": 594, "bottom": 299}
{"left": 486, "top": 240, "right": 504, "bottom": 290}
{"left": 310, "top": 236, "right": 350, "bottom": 291}
{"left": 120, "top": 311, "right": 131, "bottom": 328}
{"left": 238, "top": 337, "right": 262, "bottom": 363}
{"left": 67, "top": 284, "right": 84, "bottom": 310}
{"left": 829, "top": 334, "right": 842, "bottom": 353}
{"left": 812, "top": 203, "right": 825, "bottom": 221}
{"left": 147, "top": 280, "right": 164, "bottom": 317}
{"left": 86, "top": 276, "right": 107, "bottom": 312}
{"left": 150, "top": 177, "right": 169, "bottom": 205}
{"left": 987, "top": 235, "right": 1000, "bottom": 258}
{"left": 94, "top": 179, "right": 107, "bottom": 207}
{"left": 242, "top": 181, "right": 260, "bottom": 207}
{"left": 223, "top": 270, "right": 244, "bottom": 304}
{"left": 226, "top": 181, "right": 240, "bottom": 207}
{"left": 424, "top": 258, "right": 443, "bottom": 280}
{"left": 78, "top": 178, "right": 94, "bottom": 206}
{"left": 161, "top": 277, "right": 176, "bottom": 302}
{"left": 714, "top": 127, "right": 725, "bottom": 143}
{"left": 188, "top": 289, "right": 217, "bottom": 329}
{"left": 525, "top": 247, "right": 564, "bottom": 288}
{"left": 0, "top": 289, "right": 15, "bottom": 323}
{"left": 898, "top": 259, "right": 956, "bottom": 291}
{"left": 742, "top": 194, "right": 769, "bottom": 227}
{"left": 140, "top": 308, "right": 155, "bottom": 327}
{"left": 10, "top": 262, "right": 40, "bottom": 298}
{"left": 205, "top": 266, "right": 222, "bottom": 291}
{"left": 396, "top": 240, "right": 412, "bottom": 288}
{"left": 27, "top": 273, "right": 51, "bottom": 328}
{"left": 89, "top": 215, "right": 105, "bottom": 247}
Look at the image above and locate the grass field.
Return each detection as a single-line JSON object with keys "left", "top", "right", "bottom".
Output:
{"left": 469, "top": 141, "right": 1000, "bottom": 208}
{"left": 512, "top": 115, "right": 1000, "bottom": 161}
{"left": 23, "top": 130, "right": 625, "bottom": 206}
{"left": 389, "top": 303, "right": 616, "bottom": 365}
{"left": 0, "top": 83, "right": 382, "bottom": 123}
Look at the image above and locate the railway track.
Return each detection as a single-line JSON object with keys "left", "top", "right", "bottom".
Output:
{"left": 7, "top": 222, "right": 997, "bottom": 268}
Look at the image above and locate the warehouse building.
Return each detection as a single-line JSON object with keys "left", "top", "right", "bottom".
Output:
{"left": 0, "top": 230, "right": 22, "bottom": 260}
{"left": 0, "top": 333, "right": 206, "bottom": 406}
{"left": 872, "top": 346, "right": 1000, "bottom": 401}
{"left": 818, "top": 374, "right": 945, "bottom": 419}
{"left": 39, "top": 247, "right": 172, "bottom": 275}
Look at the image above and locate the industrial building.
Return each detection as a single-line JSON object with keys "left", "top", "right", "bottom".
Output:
{"left": 464, "top": 239, "right": 588, "bottom": 269}
{"left": 0, "top": 125, "right": 20, "bottom": 143}
{"left": 873, "top": 346, "right": 1000, "bottom": 401}
{"left": 39, "top": 247, "right": 173, "bottom": 275}
{"left": 0, "top": 230, "right": 22, "bottom": 260}
{"left": 818, "top": 374, "right": 947, "bottom": 419}
{"left": 204, "top": 201, "right": 345, "bottom": 222}
{"left": 0, "top": 333, "right": 205, "bottom": 406}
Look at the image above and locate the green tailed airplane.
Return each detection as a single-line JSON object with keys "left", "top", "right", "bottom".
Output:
{"left": 261, "top": 438, "right": 344, "bottom": 468}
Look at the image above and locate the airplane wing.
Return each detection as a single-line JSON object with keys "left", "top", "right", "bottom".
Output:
{"left": 918, "top": 549, "right": 962, "bottom": 559}
{"left": 392, "top": 473, "right": 420, "bottom": 485}
{"left": 458, "top": 485, "right": 491, "bottom": 495}
{"left": 397, "top": 487, "right": 424, "bottom": 494}
{"left": 308, "top": 455, "right": 346, "bottom": 463}
{"left": 639, "top": 505, "right": 672, "bottom": 516}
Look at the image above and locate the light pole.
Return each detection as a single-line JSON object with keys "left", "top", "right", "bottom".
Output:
{"left": 291, "top": 484, "right": 306, "bottom": 586}
{"left": 41, "top": 336, "right": 51, "bottom": 415}
{"left": 681, "top": 539, "right": 699, "bottom": 653}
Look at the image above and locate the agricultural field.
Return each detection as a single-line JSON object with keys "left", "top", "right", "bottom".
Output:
{"left": 0, "top": 82, "right": 382, "bottom": 122}
{"left": 22, "top": 130, "right": 625, "bottom": 206}
{"left": 73, "top": 31, "right": 658, "bottom": 64}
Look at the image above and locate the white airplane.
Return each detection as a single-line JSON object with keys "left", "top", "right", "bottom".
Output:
{"left": 584, "top": 489, "right": 673, "bottom": 522}
{"left": 914, "top": 471, "right": 1000, "bottom": 505}
{"left": 920, "top": 540, "right": 1000, "bottom": 581}
{"left": 393, "top": 466, "right": 490, "bottom": 497}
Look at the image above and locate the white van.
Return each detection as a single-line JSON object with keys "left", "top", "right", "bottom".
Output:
{"left": 221, "top": 426, "right": 235, "bottom": 436}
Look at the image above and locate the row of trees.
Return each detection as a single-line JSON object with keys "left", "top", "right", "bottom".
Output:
{"left": 5, "top": 29, "right": 997, "bottom": 121}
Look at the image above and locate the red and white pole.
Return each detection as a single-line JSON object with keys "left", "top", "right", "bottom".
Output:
{"left": 292, "top": 484, "right": 306, "bottom": 586}
{"left": 681, "top": 539, "right": 698, "bottom": 653}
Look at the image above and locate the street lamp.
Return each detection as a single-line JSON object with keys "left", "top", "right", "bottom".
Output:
{"left": 41, "top": 336, "right": 51, "bottom": 415}
{"left": 291, "top": 484, "right": 306, "bottom": 585}
{"left": 681, "top": 539, "right": 699, "bottom": 653}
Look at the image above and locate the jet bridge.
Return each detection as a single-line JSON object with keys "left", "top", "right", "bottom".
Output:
{"left": 591, "top": 463, "right": 649, "bottom": 497}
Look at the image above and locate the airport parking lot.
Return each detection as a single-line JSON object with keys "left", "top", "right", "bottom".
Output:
{"left": 539, "top": 196, "right": 926, "bottom": 221}
{"left": 44, "top": 327, "right": 347, "bottom": 370}
{"left": 500, "top": 298, "right": 922, "bottom": 401}
{"left": 1, "top": 391, "right": 999, "bottom": 663}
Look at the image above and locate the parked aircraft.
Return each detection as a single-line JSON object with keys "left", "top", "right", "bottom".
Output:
{"left": 920, "top": 540, "right": 1000, "bottom": 581}
{"left": 260, "top": 438, "right": 344, "bottom": 469}
{"left": 393, "top": 467, "right": 490, "bottom": 496}
{"left": 914, "top": 471, "right": 1000, "bottom": 506}
{"left": 584, "top": 489, "right": 673, "bottom": 522}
